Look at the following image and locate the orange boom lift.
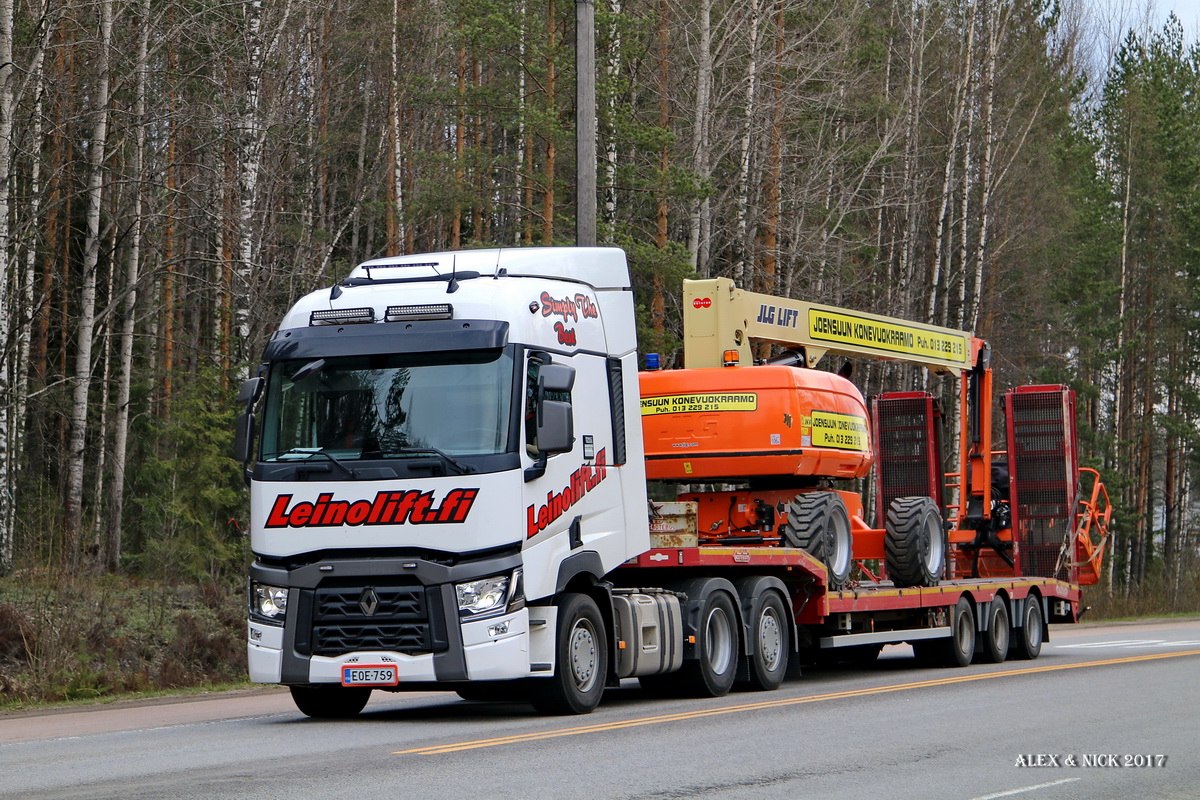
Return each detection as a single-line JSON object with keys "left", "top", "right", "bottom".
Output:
{"left": 640, "top": 277, "right": 1109, "bottom": 589}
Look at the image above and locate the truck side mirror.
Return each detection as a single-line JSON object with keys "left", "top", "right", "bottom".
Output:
{"left": 538, "top": 364, "right": 575, "bottom": 393}
{"left": 238, "top": 376, "right": 264, "bottom": 405}
{"left": 537, "top": 400, "right": 573, "bottom": 454}
{"left": 233, "top": 377, "right": 264, "bottom": 465}
{"left": 233, "top": 410, "right": 257, "bottom": 464}
{"left": 535, "top": 364, "right": 575, "bottom": 455}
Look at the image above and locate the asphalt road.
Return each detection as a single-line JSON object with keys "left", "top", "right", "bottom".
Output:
{"left": 1, "top": 618, "right": 1197, "bottom": 800}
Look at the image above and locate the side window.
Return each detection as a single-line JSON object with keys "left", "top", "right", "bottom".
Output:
{"left": 525, "top": 354, "right": 573, "bottom": 458}
{"left": 525, "top": 357, "right": 542, "bottom": 457}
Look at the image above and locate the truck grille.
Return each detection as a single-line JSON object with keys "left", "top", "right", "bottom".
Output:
{"left": 302, "top": 583, "right": 442, "bottom": 657}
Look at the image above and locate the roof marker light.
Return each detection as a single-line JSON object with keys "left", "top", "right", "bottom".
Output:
{"left": 385, "top": 303, "right": 453, "bottom": 322}
{"left": 310, "top": 307, "right": 375, "bottom": 326}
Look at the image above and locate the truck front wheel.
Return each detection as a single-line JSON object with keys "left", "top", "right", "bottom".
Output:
{"left": 289, "top": 685, "right": 371, "bottom": 719}
{"left": 530, "top": 593, "right": 608, "bottom": 715}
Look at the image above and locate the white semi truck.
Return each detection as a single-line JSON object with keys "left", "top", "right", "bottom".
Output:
{"left": 235, "top": 247, "right": 1106, "bottom": 718}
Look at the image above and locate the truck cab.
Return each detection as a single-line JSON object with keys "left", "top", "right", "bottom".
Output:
{"left": 238, "top": 247, "right": 648, "bottom": 716}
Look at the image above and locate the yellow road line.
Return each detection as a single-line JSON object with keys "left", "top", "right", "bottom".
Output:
{"left": 393, "top": 649, "right": 1200, "bottom": 756}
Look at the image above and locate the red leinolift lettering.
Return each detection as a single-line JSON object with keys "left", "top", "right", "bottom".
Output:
{"left": 526, "top": 449, "right": 608, "bottom": 538}
{"left": 264, "top": 488, "right": 479, "bottom": 529}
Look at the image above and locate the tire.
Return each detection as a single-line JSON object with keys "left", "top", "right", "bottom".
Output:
{"left": 884, "top": 496, "right": 946, "bottom": 588}
{"left": 945, "top": 596, "right": 976, "bottom": 667}
{"left": 979, "top": 599, "right": 1010, "bottom": 664}
{"left": 529, "top": 593, "right": 607, "bottom": 715}
{"left": 781, "top": 492, "right": 853, "bottom": 588}
{"left": 740, "top": 591, "right": 790, "bottom": 691}
{"left": 919, "top": 596, "right": 975, "bottom": 668}
{"left": 289, "top": 685, "right": 371, "bottom": 719}
{"left": 1010, "top": 595, "right": 1044, "bottom": 660}
{"left": 455, "top": 681, "right": 528, "bottom": 702}
{"left": 678, "top": 590, "right": 740, "bottom": 697}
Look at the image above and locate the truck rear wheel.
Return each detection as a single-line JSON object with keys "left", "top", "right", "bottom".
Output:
{"left": 741, "top": 591, "right": 790, "bottom": 691}
{"left": 678, "top": 589, "right": 739, "bottom": 697}
{"left": 1010, "top": 595, "right": 1044, "bottom": 660}
{"left": 979, "top": 598, "right": 1010, "bottom": 663}
{"left": 530, "top": 593, "right": 607, "bottom": 715}
{"left": 289, "top": 685, "right": 371, "bottom": 719}
{"left": 884, "top": 496, "right": 945, "bottom": 588}
{"left": 781, "top": 492, "right": 853, "bottom": 588}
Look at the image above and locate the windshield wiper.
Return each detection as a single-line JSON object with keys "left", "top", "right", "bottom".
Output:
{"left": 266, "top": 447, "right": 357, "bottom": 478}
{"left": 392, "top": 446, "right": 476, "bottom": 475}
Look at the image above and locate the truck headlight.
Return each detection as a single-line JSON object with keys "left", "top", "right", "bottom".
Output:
{"left": 456, "top": 569, "right": 524, "bottom": 619}
{"left": 250, "top": 581, "right": 288, "bottom": 624}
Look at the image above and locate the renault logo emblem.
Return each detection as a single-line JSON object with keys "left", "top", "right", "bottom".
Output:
{"left": 359, "top": 588, "right": 380, "bottom": 617}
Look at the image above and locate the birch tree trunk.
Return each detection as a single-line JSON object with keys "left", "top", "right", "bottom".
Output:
{"left": 107, "top": 0, "right": 151, "bottom": 572}
{"left": 543, "top": 0, "right": 557, "bottom": 245}
{"left": 927, "top": 0, "right": 977, "bottom": 326}
{"left": 734, "top": 0, "right": 760, "bottom": 284}
{"left": 0, "top": 0, "right": 14, "bottom": 574}
{"left": 686, "top": 0, "right": 712, "bottom": 275}
{"left": 603, "top": 0, "right": 621, "bottom": 235}
{"left": 235, "top": 0, "right": 292, "bottom": 365}
{"left": 63, "top": 0, "right": 114, "bottom": 573}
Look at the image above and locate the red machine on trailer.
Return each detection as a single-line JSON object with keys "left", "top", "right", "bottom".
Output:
{"left": 626, "top": 278, "right": 1110, "bottom": 669}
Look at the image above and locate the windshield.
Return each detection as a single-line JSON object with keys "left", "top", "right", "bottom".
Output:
{"left": 260, "top": 348, "right": 516, "bottom": 461}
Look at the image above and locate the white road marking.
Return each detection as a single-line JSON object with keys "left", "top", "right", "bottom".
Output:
{"left": 968, "top": 778, "right": 1081, "bottom": 800}
{"left": 1056, "top": 639, "right": 1200, "bottom": 649}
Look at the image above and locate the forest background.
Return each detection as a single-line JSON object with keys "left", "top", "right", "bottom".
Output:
{"left": 0, "top": 0, "right": 1199, "bottom": 704}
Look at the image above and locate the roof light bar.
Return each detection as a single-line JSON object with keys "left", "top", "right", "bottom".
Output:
{"left": 310, "top": 307, "right": 375, "bottom": 326}
{"left": 385, "top": 303, "right": 453, "bottom": 322}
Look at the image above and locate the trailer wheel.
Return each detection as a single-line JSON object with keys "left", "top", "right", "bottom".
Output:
{"left": 781, "top": 492, "right": 853, "bottom": 588}
{"left": 289, "top": 685, "right": 371, "bottom": 719}
{"left": 1010, "top": 595, "right": 1044, "bottom": 660}
{"left": 679, "top": 590, "right": 739, "bottom": 697}
{"left": 946, "top": 596, "right": 976, "bottom": 667}
{"left": 742, "top": 591, "right": 790, "bottom": 691}
{"left": 530, "top": 593, "right": 607, "bottom": 715}
{"left": 979, "top": 598, "right": 1010, "bottom": 663}
{"left": 884, "top": 496, "right": 945, "bottom": 588}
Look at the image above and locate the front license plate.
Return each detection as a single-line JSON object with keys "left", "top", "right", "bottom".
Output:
{"left": 341, "top": 665, "right": 399, "bottom": 686}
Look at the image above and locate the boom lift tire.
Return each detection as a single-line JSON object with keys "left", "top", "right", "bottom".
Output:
{"left": 884, "top": 496, "right": 946, "bottom": 588}
{"left": 289, "top": 685, "right": 372, "bottom": 719}
{"left": 1010, "top": 595, "right": 1044, "bottom": 661}
{"left": 530, "top": 593, "right": 608, "bottom": 715}
{"left": 678, "top": 589, "right": 740, "bottom": 697}
{"left": 739, "top": 590, "right": 791, "bottom": 691}
{"left": 781, "top": 492, "right": 853, "bottom": 588}
{"left": 979, "top": 598, "right": 1010, "bottom": 664}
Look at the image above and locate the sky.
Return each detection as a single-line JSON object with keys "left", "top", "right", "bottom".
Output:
{"left": 1160, "top": 0, "right": 1200, "bottom": 35}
